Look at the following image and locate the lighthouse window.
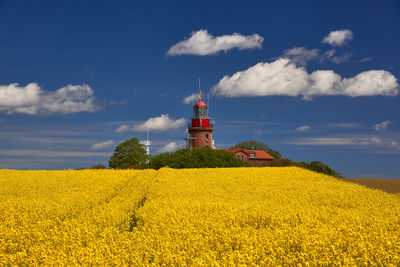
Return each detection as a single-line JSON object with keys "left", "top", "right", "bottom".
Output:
{"left": 205, "top": 134, "right": 209, "bottom": 142}
{"left": 194, "top": 108, "right": 199, "bottom": 118}
{"left": 199, "top": 108, "right": 208, "bottom": 118}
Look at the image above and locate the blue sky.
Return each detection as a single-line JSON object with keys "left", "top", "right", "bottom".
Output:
{"left": 1, "top": 0, "right": 399, "bottom": 177}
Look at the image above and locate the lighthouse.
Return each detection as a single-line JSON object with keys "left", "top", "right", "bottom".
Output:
{"left": 186, "top": 92, "right": 214, "bottom": 149}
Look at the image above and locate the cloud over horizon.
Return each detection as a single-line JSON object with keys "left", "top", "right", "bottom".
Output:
{"left": 90, "top": 140, "right": 114, "bottom": 150}
{"left": 295, "top": 125, "right": 311, "bottom": 132}
{"left": 0, "top": 83, "right": 98, "bottom": 115}
{"left": 166, "top": 29, "right": 263, "bottom": 56}
{"left": 322, "top": 29, "right": 354, "bottom": 46}
{"left": 212, "top": 58, "right": 399, "bottom": 100}
{"left": 158, "top": 141, "right": 180, "bottom": 153}
{"left": 287, "top": 135, "right": 400, "bottom": 152}
{"left": 373, "top": 120, "right": 391, "bottom": 131}
{"left": 134, "top": 114, "right": 185, "bottom": 132}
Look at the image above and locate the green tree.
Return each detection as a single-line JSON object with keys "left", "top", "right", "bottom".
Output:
{"left": 109, "top": 138, "right": 148, "bottom": 169}
{"left": 231, "top": 140, "right": 281, "bottom": 159}
{"left": 146, "top": 152, "right": 172, "bottom": 170}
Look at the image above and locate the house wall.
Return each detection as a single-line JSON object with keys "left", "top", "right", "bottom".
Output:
{"left": 248, "top": 159, "right": 273, "bottom": 167}
{"left": 233, "top": 151, "right": 249, "bottom": 161}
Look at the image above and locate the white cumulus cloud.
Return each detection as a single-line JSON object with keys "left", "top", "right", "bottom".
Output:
{"left": 282, "top": 47, "right": 320, "bottom": 66}
{"left": 282, "top": 47, "right": 351, "bottom": 65}
{"left": 212, "top": 58, "right": 399, "bottom": 100}
{"left": 115, "top": 124, "right": 130, "bottom": 133}
{"left": 166, "top": 29, "right": 263, "bottom": 56}
{"left": 322, "top": 49, "right": 351, "bottom": 64}
{"left": 183, "top": 93, "right": 199, "bottom": 104}
{"left": 0, "top": 83, "right": 98, "bottom": 115}
{"left": 322, "top": 29, "right": 354, "bottom": 46}
{"left": 90, "top": 140, "right": 114, "bottom": 150}
{"left": 158, "top": 141, "right": 180, "bottom": 153}
{"left": 295, "top": 125, "right": 311, "bottom": 132}
{"left": 373, "top": 120, "right": 391, "bottom": 131}
{"left": 134, "top": 114, "right": 185, "bottom": 132}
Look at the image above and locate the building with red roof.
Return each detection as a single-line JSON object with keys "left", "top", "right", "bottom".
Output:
{"left": 225, "top": 148, "right": 274, "bottom": 166}
{"left": 185, "top": 91, "right": 274, "bottom": 166}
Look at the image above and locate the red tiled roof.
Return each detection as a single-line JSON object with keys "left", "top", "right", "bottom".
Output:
{"left": 226, "top": 148, "right": 274, "bottom": 160}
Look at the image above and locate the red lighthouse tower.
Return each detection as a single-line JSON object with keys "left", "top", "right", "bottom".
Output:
{"left": 186, "top": 93, "right": 214, "bottom": 149}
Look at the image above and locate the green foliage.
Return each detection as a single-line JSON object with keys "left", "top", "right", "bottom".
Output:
{"left": 91, "top": 163, "right": 107, "bottom": 169}
{"left": 117, "top": 163, "right": 144, "bottom": 169}
{"left": 146, "top": 147, "right": 247, "bottom": 170}
{"left": 146, "top": 152, "right": 171, "bottom": 170}
{"left": 269, "top": 158, "right": 342, "bottom": 178}
{"left": 296, "top": 161, "right": 343, "bottom": 178}
{"left": 269, "top": 158, "right": 295, "bottom": 167}
{"left": 231, "top": 140, "right": 281, "bottom": 159}
{"left": 108, "top": 138, "right": 148, "bottom": 169}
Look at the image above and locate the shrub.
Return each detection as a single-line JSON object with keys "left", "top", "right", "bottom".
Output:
{"left": 269, "top": 158, "right": 295, "bottom": 167}
{"left": 91, "top": 163, "right": 107, "bottom": 169}
{"left": 147, "top": 147, "right": 246, "bottom": 170}
{"left": 296, "top": 161, "right": 343, "bottom": 178}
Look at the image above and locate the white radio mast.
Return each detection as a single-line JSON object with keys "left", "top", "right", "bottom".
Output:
{"left": 140, "top": 130, "right": 151, "bottom": 157}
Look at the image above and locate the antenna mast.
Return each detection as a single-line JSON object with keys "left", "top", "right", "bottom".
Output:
{"left": 140, "top": 130, "right": 151, "bottom": 159}
{"left": 199, "top": 76, "right": 202, "bottom": 99}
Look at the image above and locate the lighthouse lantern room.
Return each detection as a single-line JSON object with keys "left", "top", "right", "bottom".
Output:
{"left": 187, "top": 93, "right": 214, "bottom": 149}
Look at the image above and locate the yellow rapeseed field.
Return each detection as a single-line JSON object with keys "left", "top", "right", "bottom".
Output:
{"left": 0, "top": 167, "right": 399, "bottom": 265}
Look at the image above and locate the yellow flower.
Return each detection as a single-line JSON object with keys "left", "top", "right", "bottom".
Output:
{"left": 0, "top": 167, "right": 399, "bottom": 265}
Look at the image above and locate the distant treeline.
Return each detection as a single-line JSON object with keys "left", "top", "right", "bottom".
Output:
{"left": 91, "top": 138, "right": 343, "bottom": 178}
